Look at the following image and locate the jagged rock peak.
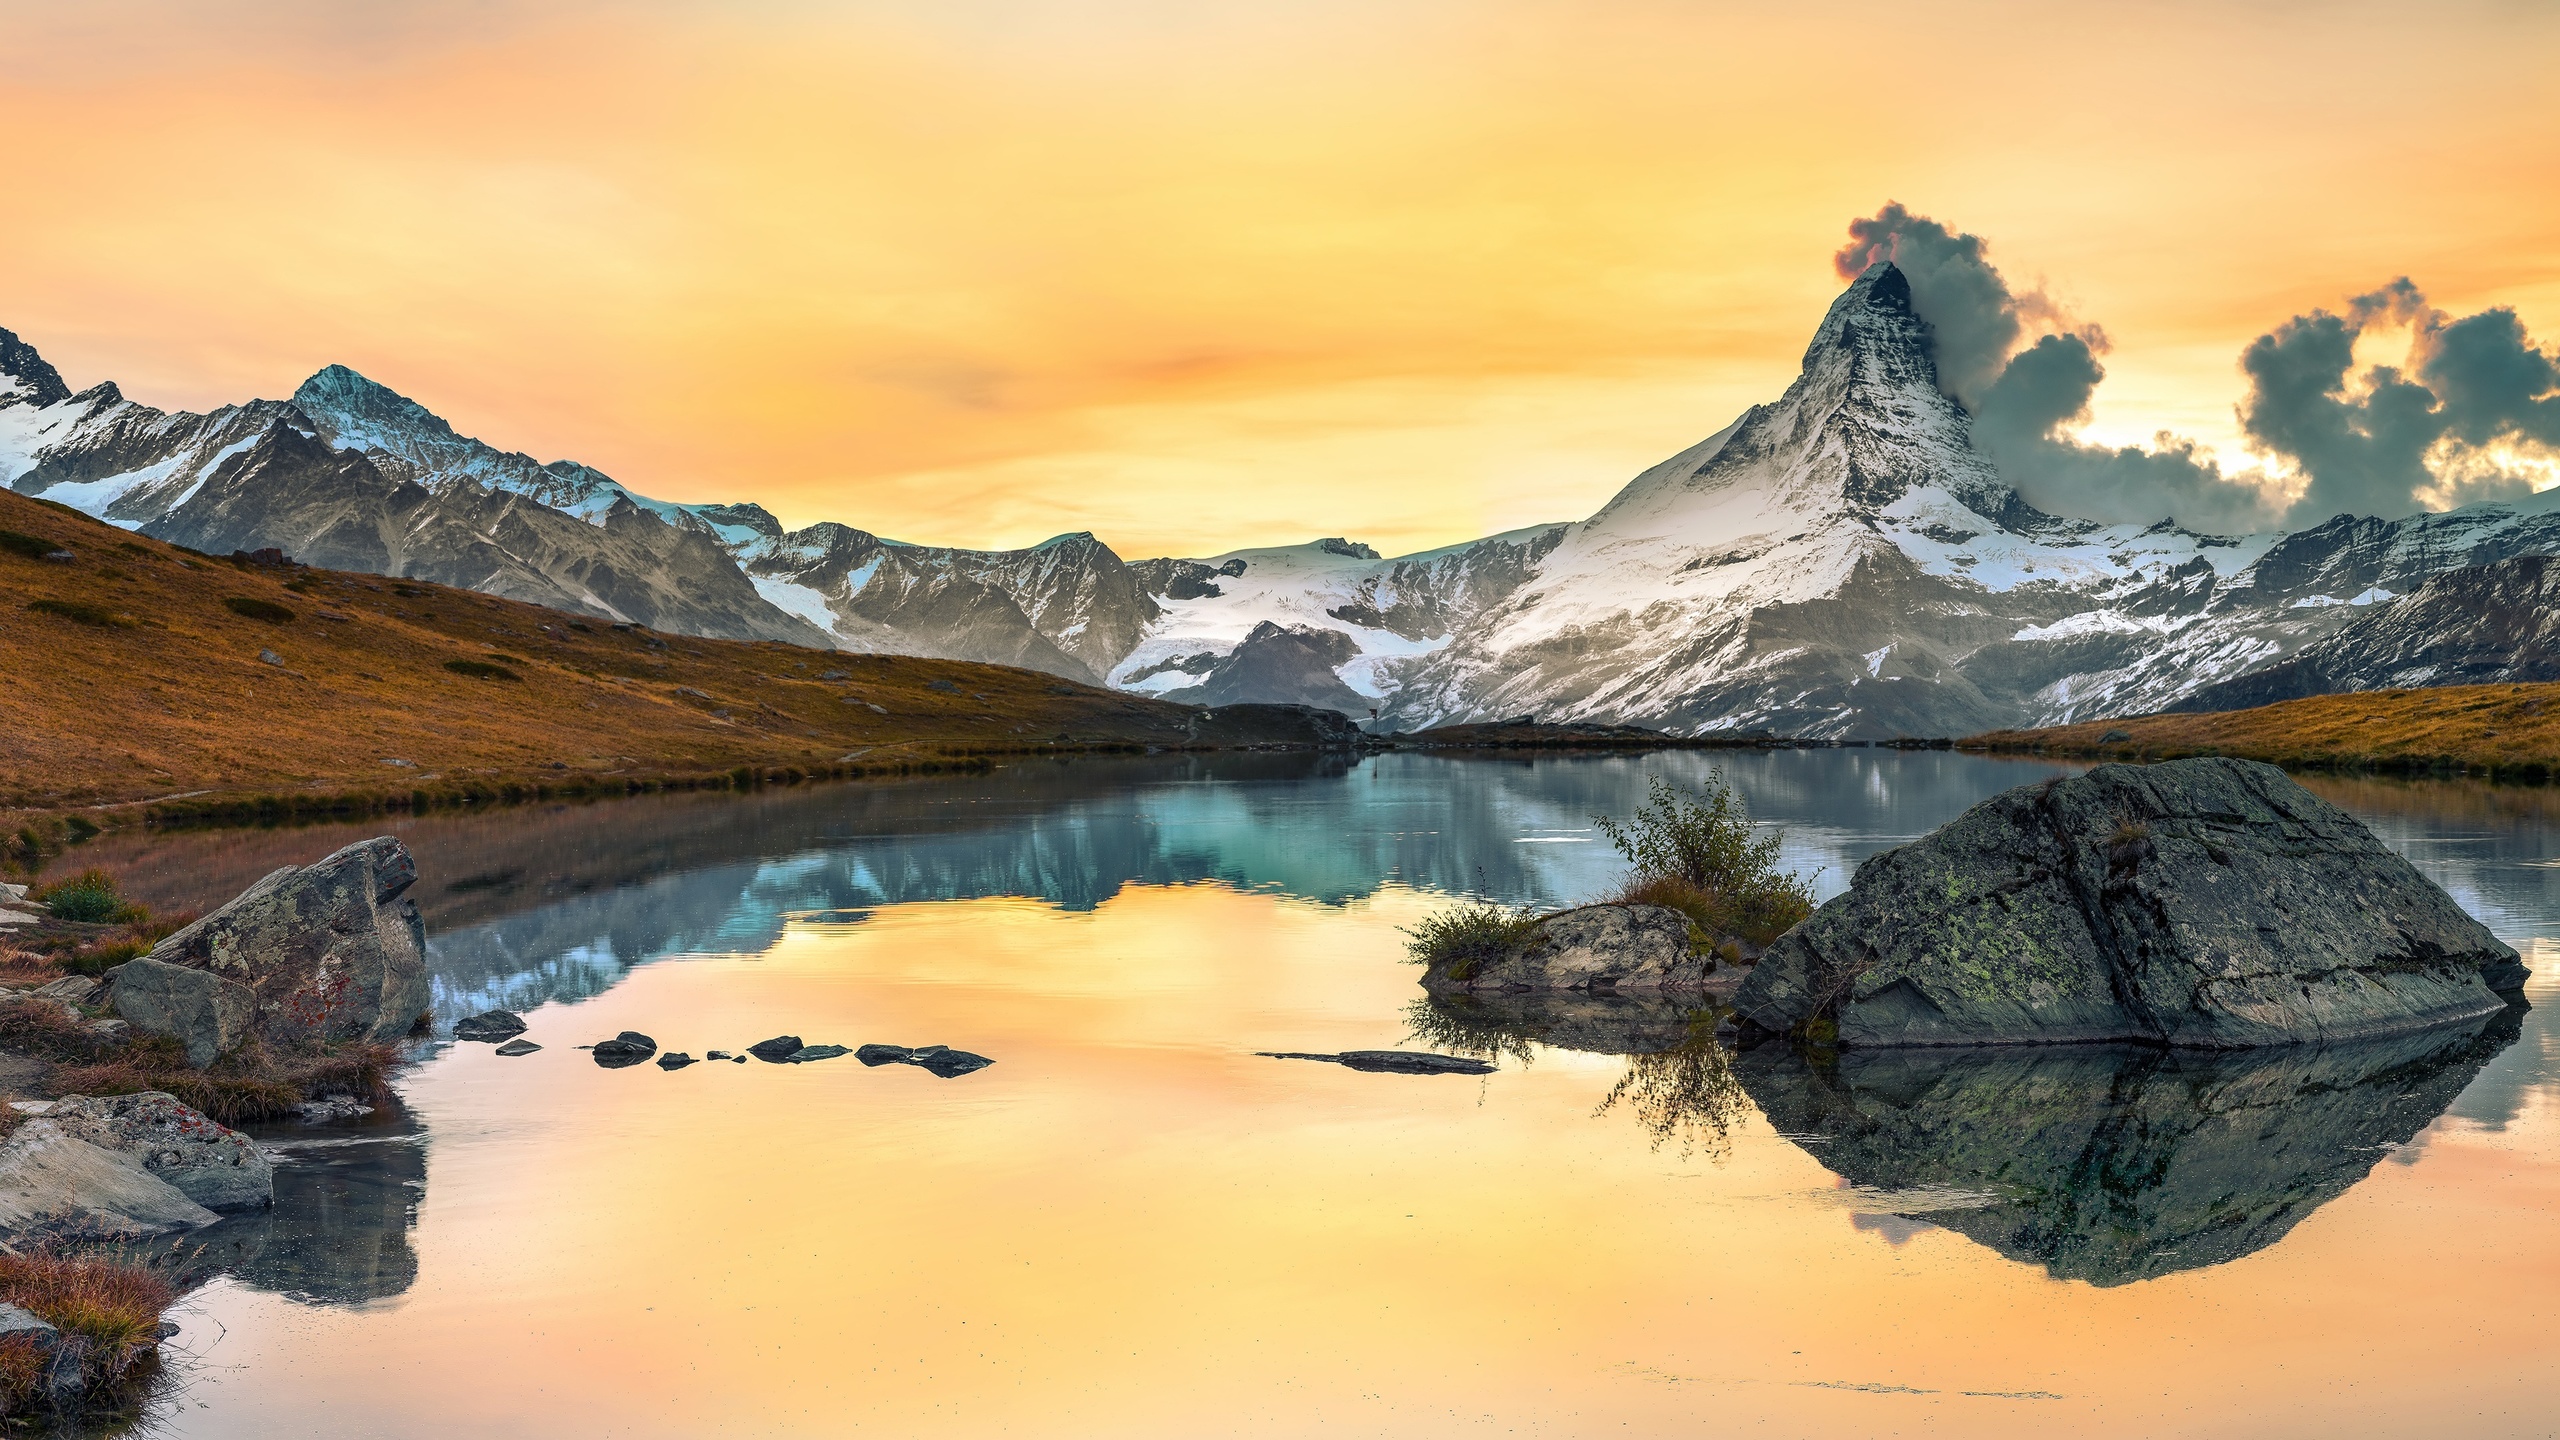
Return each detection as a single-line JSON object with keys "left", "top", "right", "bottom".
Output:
{"left": 1315, "top": 538, "right": 1380, "bottom": 560}
{"left": 293, "top": 363, "right": 451, "bottom": 428}
{"left": 0, "top": 328, "right": 72, "bottom": 409}
{"left": 1802, "top": 260, "right": 1930, "bottom": 372}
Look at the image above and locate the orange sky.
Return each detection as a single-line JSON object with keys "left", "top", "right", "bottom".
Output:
{"left": 5, "top": 0, "right": 2557, "bottom": 556}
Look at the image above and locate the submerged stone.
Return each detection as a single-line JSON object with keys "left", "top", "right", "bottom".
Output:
{"left": 494, "top": 1038, "right": 541, "bottom": 1056}
{"left": 454, "top": 1010, "right": 528, "bottom": 1042}
{"left": 591, "top": 1031, "right": 658, "bottom": 1067}
{"left": 856, "top": 1043, "right": 995, "bottom": 1077}
{"left": 1732, "top": 758, "right": 2524, "bottom": 1048}
{"left": 784, "top": 1045, "right": 850, "bottom": 1063}
{"left": 1258, "top": 1050, "right": 1495, "bottom": 1075}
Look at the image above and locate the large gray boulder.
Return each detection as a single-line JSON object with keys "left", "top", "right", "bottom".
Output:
{"left": 0, "top": 1124, "right": 218, "bottom": 1239}
{"left": 32, "top": 1093, "right": 273, "bottom": 1211}
{"left": 1733, "top": 758, "right": 2524, "bottom": 1048}
{"left": 1420, "top": 904, "right": 1708, "bottom": 995}
{"left": 116, "top": 836, "right": 429, "bottom": 1055}
{"left": 103, "top": 958, "right": 257, "bottom": 1067}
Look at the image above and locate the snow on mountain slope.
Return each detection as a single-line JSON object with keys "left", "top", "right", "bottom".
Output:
{"left": 14, "top": 272, "right": 2560, "bottom": 728}
{"left": 1378, "top": 263, "right": 2560, "bottom": 738}
{"left": 1110, "top": 529, "right": 1566, "bottom": 711}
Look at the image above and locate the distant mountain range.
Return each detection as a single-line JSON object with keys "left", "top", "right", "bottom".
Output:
{"left": 9, "top": 266, "right": 2557, "bottom": 736}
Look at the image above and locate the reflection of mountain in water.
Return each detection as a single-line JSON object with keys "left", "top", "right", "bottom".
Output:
{"left": 420, "top": 750, "right": 2088, "bottom": 1019}
{"left": 170, "top": 1128, "right": 426, "bottom": 1306}
{"left": 1735, "top": 1006, "right": 2526, "bottom": 1285}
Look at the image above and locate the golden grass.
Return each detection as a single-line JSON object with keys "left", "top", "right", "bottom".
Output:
{"left": 0, "top": 1251, "right": 174, "bottom": 1416}
{"left": 0, "top": 489, "right": 1309, "bottom": 821}
{"left": 49, "top": 1033, "right": 400, "bottom": 1126}
{"left": 1963, "top": 683, "right": 2560, "bottom": 779}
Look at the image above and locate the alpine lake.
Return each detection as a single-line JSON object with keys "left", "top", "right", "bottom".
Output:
{"left": 77, "top": 750, "right": 2560, "bottom": 1438}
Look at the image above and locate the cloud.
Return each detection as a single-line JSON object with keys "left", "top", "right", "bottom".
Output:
{"left": 2239, "top": 280, "right": 2560, "bottom": 521}
{"left": 1835, "top": 203, "right": 2560, "bottom": 532}
{"left": 1832, "top": 202, "right": 2051, "bottom": 408}
{"left": 1837, "top": 203, "right": 2273, "bottom": 530}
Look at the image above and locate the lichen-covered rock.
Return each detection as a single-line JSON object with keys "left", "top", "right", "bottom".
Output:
{"left": 122, "top": 836, "right": 429, "bottom": 1052}
{"left": 104, "top": 957, "right": 258, "bottom": 1068}
{"left": 36, "top": 1092, "right": 273, "bottom": 1211}
{"left": 1421, "top": 904, "right": 1707, "bottom": 995}
{"left": 1732, "top": 758, "right": 2524, "bottom": 1048}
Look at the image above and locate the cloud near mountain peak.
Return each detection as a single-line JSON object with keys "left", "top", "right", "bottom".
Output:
{"left": 1837, "top": 202, "right": 2560, "bottom": 532}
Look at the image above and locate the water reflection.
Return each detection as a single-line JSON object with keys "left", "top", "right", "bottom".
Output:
{"left": 156, "top": 1125, "right": 425, "bottom": 1306}
{"left": 1733, "top": 1005, "right": 2527, "bottom": 1286}
{"left": 1407, "top": 992, "right": 1749, "bottom": 1156}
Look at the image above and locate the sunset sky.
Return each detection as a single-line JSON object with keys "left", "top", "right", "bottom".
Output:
{"left": 6, "top": 0, "right": 2557, "bottom": 557}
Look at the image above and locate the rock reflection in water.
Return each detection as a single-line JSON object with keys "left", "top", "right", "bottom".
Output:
{"left": 1734, "top": 1003, "right": 2527, "bottom": 1285}
{"left": 1408, "top": 992, "right": 1747, "bottom": 1156}
{"left": 162, "top": 1126, "right": 425, "bottom": 1306}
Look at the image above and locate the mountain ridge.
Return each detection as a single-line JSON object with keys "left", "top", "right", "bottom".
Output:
{"left": 10, "top": 263, "right": 2558, "bottom": 735}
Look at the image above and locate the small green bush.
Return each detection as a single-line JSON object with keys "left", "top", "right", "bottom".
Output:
{"left": 1403, "top": 900, "right": 1540, "bottom": 981}
{"left": 0, "top": 530, "right": 55, "bottom": 560}
{"left": 30, "top": 869, "right": 141, "bottom": 925}
{"left": 443, "top": 659, "right": 522, "bottom": 681}
{"left": 222, "top": 596, "right": 296, "bottom": 623}
{"left": 1595, "top": 774, "right": 1814, "bottom": 946}
{"left": 25, "top": 599, "right": 132, "bottom": 628}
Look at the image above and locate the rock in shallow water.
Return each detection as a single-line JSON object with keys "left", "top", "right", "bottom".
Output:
{"left": 784, "top": 1045, "right": 850, "bottom": 1063}
{"left": 590, "top": 1032, "right": 658, "bottom": 1067}
{"left": 1422, "top": 904, "right": 1708, "bottom": 995}
{"left": 1733, "top": 757, "right": 2526, "bottom": 1048}
{"left": 656, "top": 1053, "right": 696, "bottom": 1070}
{"left": 1258, "top": 1050, "right": 1495, "bottom": 1075}
{"left": 454, "top": 1009, "right": 528, "bottom": 1042}
{"left": 494, "top": 1038, "right": 541, "bottom": 1056}
{"left": 747, "top": 1035, "right": 805, "bottom": 1063}
{"left": 855, "top": 1043, "right": 995, "bottom": 1077}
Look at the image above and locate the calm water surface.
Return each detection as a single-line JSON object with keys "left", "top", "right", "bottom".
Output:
{"left": 85, "top": 752, "right": 2560, "bottom": 1437}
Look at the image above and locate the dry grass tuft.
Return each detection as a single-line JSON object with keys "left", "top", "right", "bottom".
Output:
{"left": 0, "top": 1250, "right": 174, "bottom": 1417}
{"left": 50, "top": 1034, "right": 397, "bottom": 1125}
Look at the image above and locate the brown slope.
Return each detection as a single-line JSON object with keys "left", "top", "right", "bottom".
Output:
{"left": 0, "top": 490, "right": 1347, "bottom": 816}
{"left": 1963, "top": 683, "right": 2560, "bottom": 778}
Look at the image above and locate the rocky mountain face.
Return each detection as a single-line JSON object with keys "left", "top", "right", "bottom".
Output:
{"left": 2169, "top": 554, "right": 2560, "bottom": 711}
{"left": 10, "top": 271, "right": 2558, "bottom": 730}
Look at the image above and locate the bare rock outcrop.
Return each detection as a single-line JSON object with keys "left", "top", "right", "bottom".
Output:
{"left": 1732, "top": 758, "right": 2525, "bottom": 1048}
{"left": 111, "top": 837, "right": 429, "bottom": 1063}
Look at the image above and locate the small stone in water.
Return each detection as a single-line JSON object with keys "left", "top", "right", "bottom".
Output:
{"left": 657, "top": 1053, "right": 697, "bottom": 1070}
{"left": 591, "top": 1031, "right": 658, "bottom": 1067}
{"left": 747, "top": 1035, "right": 805, "bottom": 1063}
{"left": 495, "top": 1039, "right": 541, "bottom": 1056}
{"left": 454, "top": 1009, "right": 528, "bottom": 1042}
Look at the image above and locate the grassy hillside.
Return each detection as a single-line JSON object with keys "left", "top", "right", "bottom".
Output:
{"left": 1964, "top": 683, "right": 2560, "bottom": 780}
{"left": 0, "top": 489, "right": 1334, "bottom": 823}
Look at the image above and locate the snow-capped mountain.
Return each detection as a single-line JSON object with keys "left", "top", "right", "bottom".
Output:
{"left": 1372, "top": 265, "right": 2560, "bottom": 736}
{"left": 10, "top": 264, "right": 2559, "bottom": 734}
{"left": 2166, "top": 553, "right": 2560, "bottom": 712}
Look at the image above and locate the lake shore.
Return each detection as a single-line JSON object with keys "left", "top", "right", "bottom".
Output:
{"left": 1961, "top": 682, "right": 2560, "bottom": 781}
